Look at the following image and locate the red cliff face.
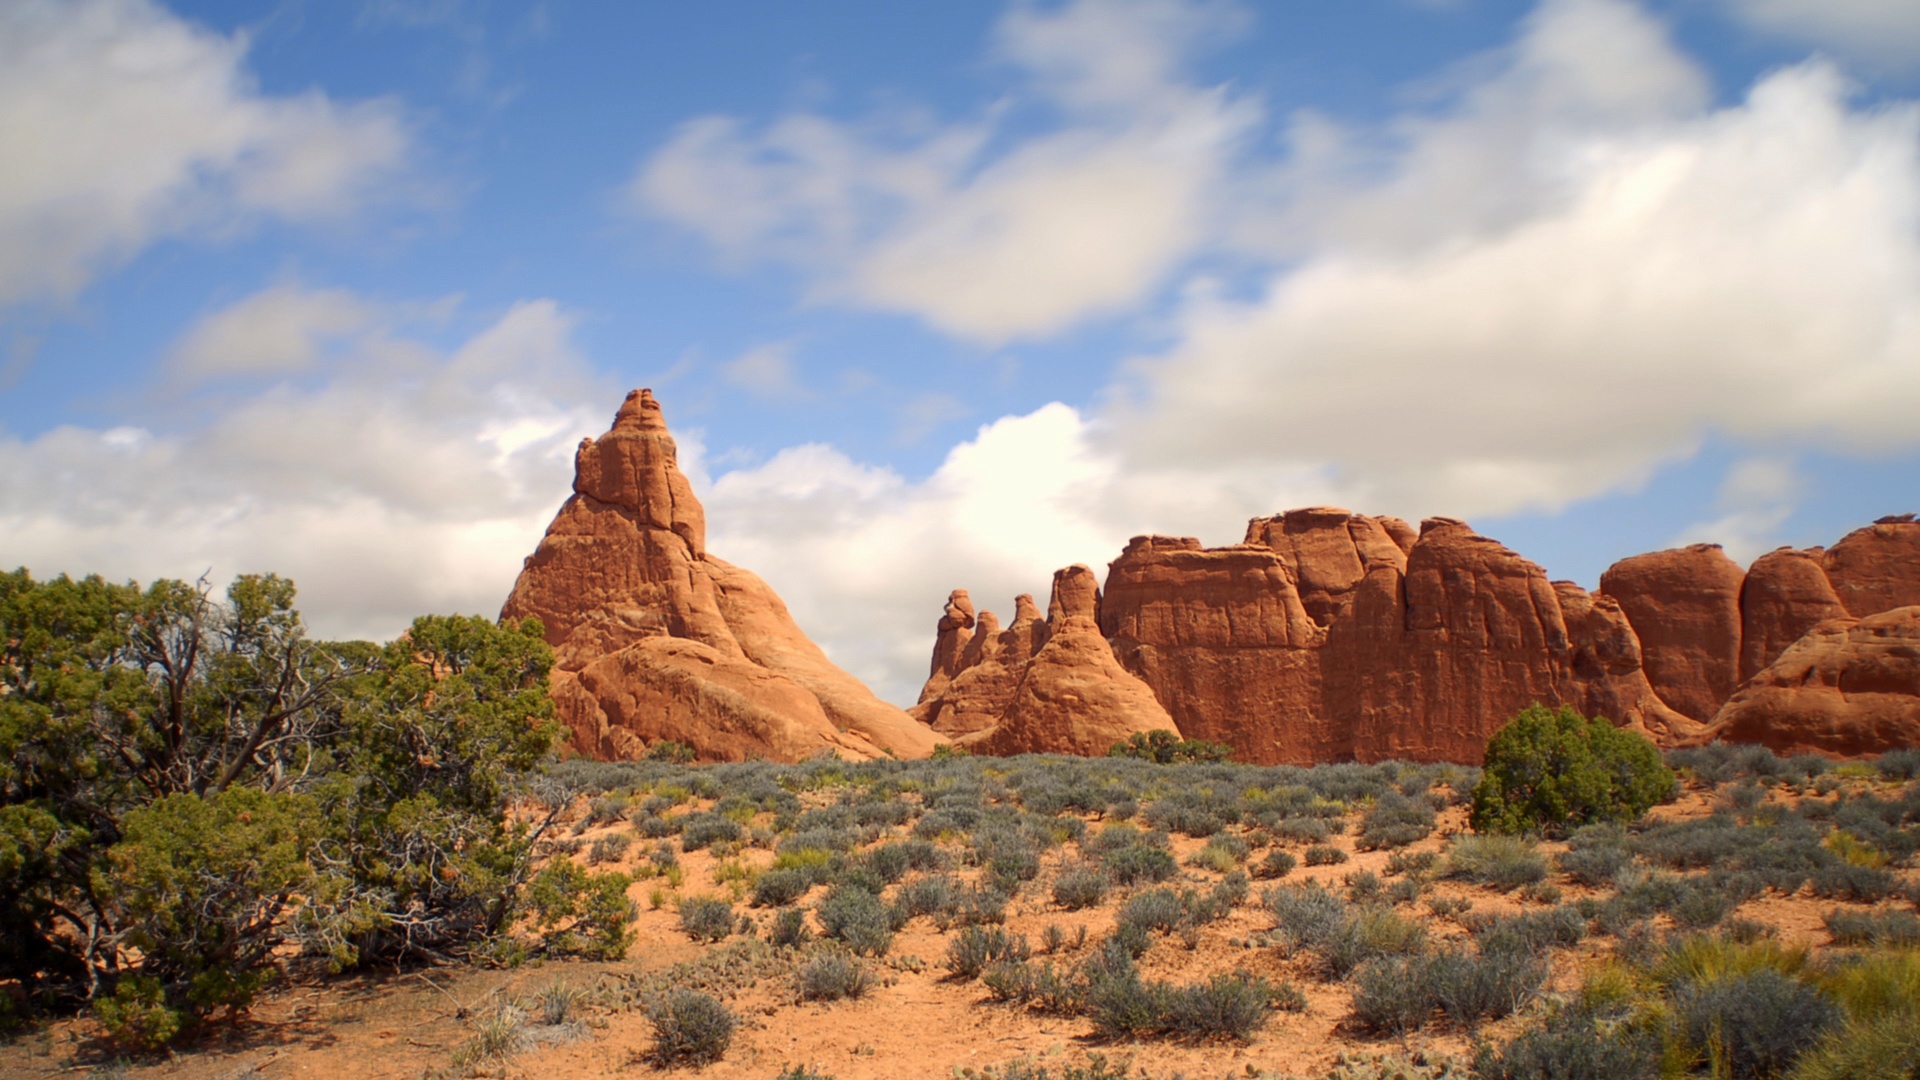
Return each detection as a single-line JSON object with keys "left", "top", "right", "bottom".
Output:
{"left": 1598, "top": 544, "right": 1747, "bottom": 723}
{"left": 914, "top": 509, "right": 1920, "bottom": 763}
{"left": 1709, "top": 607, "right": 1920, "bottom": 758}
{"left": 503, "top": 389, "right": 943, "bottom": 763}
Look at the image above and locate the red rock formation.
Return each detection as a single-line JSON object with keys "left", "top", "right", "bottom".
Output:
{"left": 914, "top": 507, "right": 1920, "bottom": 762}
{"left": 1707, "top": 607, "right": 1920, "bottom": 758}
{"left": 918, "top": 590, "right": 975, "bottom": 705}
{"left": 1823, "top": 516, "right": 1920, "bottom": 618}
{"left": 960, "top": 566, "right": 1177, "bottom": 756}
{"left": 1599, "top": 544, "right": 1746, "bottom": 723}
{"left": 912, "top": 566, "right": 1175, "bottom": 753}
{"left": 1328, "top": 519, "right": 1587, "bottom": 762}
{"left": 504, "top": 389, "right": 943, "bottom": 762}
{"left": 1738, "top": 547, "right": 1850, "bottom": 683}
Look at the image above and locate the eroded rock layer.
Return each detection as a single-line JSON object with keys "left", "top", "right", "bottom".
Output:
{"left": 917, "top": 509, "right": 1920, "bottom": 762}
{"left": 504, "top": 389, "right": 943, "bottom": 762}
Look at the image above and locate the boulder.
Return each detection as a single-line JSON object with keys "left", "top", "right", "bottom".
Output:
{"left": 1707, "top": 606, "right": 1920, "bottom": 758}
{"left": 503, "top": 389, "right": 942, "bottom": 762}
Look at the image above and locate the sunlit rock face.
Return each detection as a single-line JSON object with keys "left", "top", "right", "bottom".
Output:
{"left": 504, "top": 389, "right": 944, "bottom": 763}
{"left": 916, "top": 510, "right": 1920, "bottom": 763}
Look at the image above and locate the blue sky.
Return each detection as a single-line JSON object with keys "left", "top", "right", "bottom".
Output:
{"left": 3, "top": 0, "right": 1918, "bottom": 705}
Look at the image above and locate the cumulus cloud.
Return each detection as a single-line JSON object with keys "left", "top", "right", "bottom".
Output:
{"left": 0, "top": 0, "right": 413, "bottom": 312}
{"left": 168, "top": 284, "right": 381, "bottom": 379}
{"left": 0, "top": 288, "right": 610, "bottom": 643}
{"left": 1721, "top": 0, "right": 1920, "bottom": 73}
{"left": 630, "top": 0, "right": 1257, "bottom": 342}
{"left": 1111, "top": 0, "right": 1920, "bottom": 521}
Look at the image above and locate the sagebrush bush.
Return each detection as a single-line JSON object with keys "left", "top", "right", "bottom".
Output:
{"left": 1254, "top": 849, "right": 1298, "bottom": 880}
{"left": 1051, "top": 864, "right": 1110, "bottom": 910}
{"left": 1163, "top": 971, "right": 1272, "bottom": 1040}
{"left": 1474, "top": 1003, "right": 1662, "bottom": 1080}
{"left": 1825, "top": 907, "right": 1920, "bottom": 948}
{"left": 646, "top": 989, "right": 736, "bottom": 1065}
{"left": 1445, "top": 834, "right": 1548, "bottom": 891}
{"left": 678, "top": 896, "right": 736, "bottom": 943}
{"left": 769, "top": 907, "right": 812, "bottom": 948}
{"left": 1357, "top": 791, "right": 1437, "bottom": 850}
{"left": 1471, "top": 704, "right": 1674, "bottom": 836}
{"left": 1675, "top": 968, "right": 1840, "bottom": 1080}
{"left": 945, "top": 925, "right": 1030, "bottom": 980}
{"left": 1102, "top": 843, "right": 1179, "bottom": 885}
{"left": 1304, "top": 843, "right": 1348, "bottom": 866}
{"left": 814, "top": 886, "right": 895, "bottom": 956}
{"left": 796, "top": 950, "right": 874, "bottom": 1002}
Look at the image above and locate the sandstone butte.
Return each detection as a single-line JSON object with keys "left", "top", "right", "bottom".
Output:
{"left": 915, "top": 510, "right": 1920, "bottom": 763}
{"left": 502, "top": 389, "right": 945, "bottom": 763}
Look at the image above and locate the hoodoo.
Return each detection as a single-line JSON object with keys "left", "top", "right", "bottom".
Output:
{"left": 503, "top": 389, "right": 943, "bottom": 762}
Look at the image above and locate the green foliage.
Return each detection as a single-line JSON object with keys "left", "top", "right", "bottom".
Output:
{"left": 1444, "top": 834, "right": 1549, "bottom": 891}
{"left": 1105, "top": 730, "right": 1235, "bottom": 764}
{"left": 0, "top": 568, "right": 564, "bottom": 1040}
{"left": 522, "top": 860, "right": 635, "bottom": 959}
{"left": 1470, "top": 704, "right": 1674, "bottom": 836}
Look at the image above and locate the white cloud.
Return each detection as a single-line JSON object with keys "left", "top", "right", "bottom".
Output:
{"left": 168, "top": 283, "right": 381, "bottom": 379}
{"left": 0, "top": 289, "right": 610, "bottom": 643}
{"left": 630, "top": 0, "right": 1257, "bottom": 343}
{"left": 0, "top": 0, "right": 413, "bottom": 311}
{"left": 1111, "top": 0, "right": 1920, "bottom": 521}
{"left": 1722, "top": 0, "right": 1920, "bottom": 72}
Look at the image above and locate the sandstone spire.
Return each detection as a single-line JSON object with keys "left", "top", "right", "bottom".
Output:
{"left": 504, "top": 389, "right": 944, "bottom": 762}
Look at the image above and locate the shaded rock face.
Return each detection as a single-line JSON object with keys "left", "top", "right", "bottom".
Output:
{"left": 916, "top": 508, "right": 1920, "bottom": 763}
{"left": 911, "top": 566, "right": 1173, "bottom": 754}
{"left": 504, "top": 389, "right": 943, "bottom": 762}
{"left": 1708, "top": 607, "right": 1920, "bottom": 758}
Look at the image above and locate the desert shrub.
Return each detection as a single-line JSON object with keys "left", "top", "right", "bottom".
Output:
{"left": 1877, "top": 748, "right": 1920, "bottom": 781}
{"left": 751, "top": 868, "right": 817, "bottom": 908}
{"left": 1270, "top": 815, "right": 1333, "bottom": 844}
{"left": 679, "top": 896, "right": 737, "bottom": 943}
{"left": 1675, "top": 968, "right": 1840, "bottom": 1080}
{"left": 1475, "top": 1003, "right": 1662, "bottom": 1080}
{"left": 1357, "top": 791, "right": 1437, "bottom": 850}
{"left": 1081, "top": 947, "right": 1173, "bottom": 1037}
{"left": 633, "top": 812, "right": 679, "bottom": 839}
{"left": 945, "top": 925, "right": 1031, "bottom": 980}
{"left": 521, "top": 860, "right": 636, "bottom": 960}
{"left": 1101, "top": 843, "right": 1179, "bottom": 885}
{"left": 1052, "top": 864, "right": 1111, "bottom": 910}
{"left": 769, "top": 908, "right": 811, "bottom": 948}
{"left": 1788, "top": 1013, "right": 1920, "bottom": 1080}
{"left": 1384, "top": 849, "right": 1438, "bottom": 877}
{"left": 1266, "top": 881, "right": 1351, "bottom": 953}
{"left": 1119, "top": 887, "right": 1188, "bottom": 934}
{"left": 587, "top": 832, "right": 633, "bottom": 865}
{"left": 1445, "top": 834, "right": 1548, "bottom": 891}
{"left": 1304, "top": 843, "right": 1348, "bottom": 866}
{"left": 1557, "top": 826, "right": 1634, "bottom": 887}
{"left": 1824, "top": 907, "right": 1920, "bottom": 947}
{"left": 796, "top": 949, "right": 874, "bottom": 1001}
{"left": 1473, "top": 906, "right": 1587, "bottom": 954}
{"left": 1107, "top": 729, "right": 1235, "bottom": 764}
{"left": 1254, "top": 849, "right": 1298, "bottom": 880}
{"left": 678, "top": 812, "right": 744, "bottom": 851}
{"left": 1808, "top": 860, "right": 1897, "bottom": 902}
{"left": 647, "top": 989, "right": 736, "bottom": 1065}
{"left": 1472, "top": 704, "right": 1674, "bottom": 836}
{"left": 1432, "top": 946, "right": 1550, "bottom": 1023}
{"left": 1321, "top": 906, "right": 1428, "bottom": 977}
{"left": 1, "top": 571, "right": 565, "bottom": 1038}
{"left": 1345, "top": 869, "right": 1383, "bottom": 903}
{"left": 1163, "top": 971, "right": 1272, "bottom": 1040}
{"left": 814, "top": 886, "right": 894, "bottom": 956}
{"left": 1187, "top": 836, "right": 1245, "bottom": 872}
{"left": 1350, "top": 955, "right": 1437, "bottom": 1035}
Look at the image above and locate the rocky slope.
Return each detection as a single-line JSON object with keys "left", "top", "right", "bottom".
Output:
{"left": 916, "top": 510, "right": 1920, "bottom": 762}
{"left": 503, "top": 389, "right": 943, "bottom": 762}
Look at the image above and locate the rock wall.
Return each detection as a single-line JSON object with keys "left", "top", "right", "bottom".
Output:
{"left": 916, "top": 509, "right": 1920, "bottom": 762}
{"left": 504, "top": 389, "right": 943, "bottom": 762}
